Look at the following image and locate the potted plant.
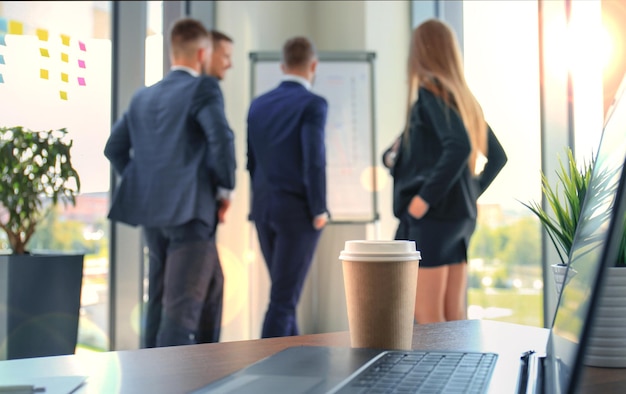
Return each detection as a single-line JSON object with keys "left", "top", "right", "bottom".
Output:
{"left": 0, "top": 126, "right": 84, "bottom": 360}
{"left": 520, "top": 148, "right": 593, "bottom": 293}
{"left": 522, "top": 147, "right": 626, "bottom": 368}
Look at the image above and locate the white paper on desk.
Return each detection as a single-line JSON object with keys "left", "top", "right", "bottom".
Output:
{"left": 0, "top": 376, "right": 86, "bottom": 394}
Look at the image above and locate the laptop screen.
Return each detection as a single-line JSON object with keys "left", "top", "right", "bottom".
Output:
{"left": 545, "top": 75, "right": 626, "bottom": 394}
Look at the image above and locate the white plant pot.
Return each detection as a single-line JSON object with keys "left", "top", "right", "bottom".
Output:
{"left": 584, "top": 267, "right": 626, "bottom": 368}
{"left": 551, "top": 263, "right": 577, "bottom": 295}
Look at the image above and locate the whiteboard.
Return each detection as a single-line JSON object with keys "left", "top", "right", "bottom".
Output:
{"left": 249, "top": 52, "right": 378, "bottom": 223}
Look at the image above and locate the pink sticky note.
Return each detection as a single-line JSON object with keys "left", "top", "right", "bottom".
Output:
{"left": 78, "top": 77, "right": 86, "bottom": 86}
{"left": 78, "top": 59, "right": 86, "bottom": 68}
{"left": 79, "top": 41, "right": 86, "bottom": 51}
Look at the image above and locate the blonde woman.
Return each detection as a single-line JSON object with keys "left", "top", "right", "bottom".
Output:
{"left": 383, "top": 19, "right": 507, "bottom": 324}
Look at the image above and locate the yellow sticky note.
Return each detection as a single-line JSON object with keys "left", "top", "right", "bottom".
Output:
{"left": 61, "top": 72, "right": 68, "bottom": 82}
{"left": 61, "top": 53, "right": 69, "bottom": 62}
{"left": 8, "top": 20, "right": 23, "bottom": 35}
{"left": 36, "top": 28, "right": 49, "bottom": 41}
{"left": 60, "top": 34, "right": 70, "bottom": 46}
{"left": 59, "top": 91, "right": 68, "bottom": 100}
{"left": 39, "top": 48, "right": 50, "bottom": 57}
{"left": 40, "top": 69, "right": 49, "bottom": 80}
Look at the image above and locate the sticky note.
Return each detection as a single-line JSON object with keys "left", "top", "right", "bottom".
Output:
{"left": 8, "top": 20, "right": 23, "bottom": 35}
{"left": 59, "top": 91, "right": 68, "bottom": 100}
{"left": 78, "top": 59, "right": 85, "bottom": 68}
{"left": 79, "top": 41, "right": 86, "bottom": 51}
{"left": 61, "top": 53, "right": 69, "bottom": 62}
{"left": 61, "top": 72, "right": 68, "bottom": 82}
{"left": 39, "top": 48, "right": 50, "bottom": 57}
{"left": 78, "top": 77, "right": 86, "bottom": 86}
{"left": 0, "top": 34, "right": 6, "bottom": 46}
{"left": 60, "top": 34, "right": 70, "bottom": 46}
{"left": 36, "top": 28, "right": 49, "bottom": 41}
{"left": 0, "top": 55, "right": 4, "bottom": 65}
{"left": 40, "top": 69, "right": 49, "bottom": 79}
{"left": 0, "top": 18, "right": 7, "bottom": 33}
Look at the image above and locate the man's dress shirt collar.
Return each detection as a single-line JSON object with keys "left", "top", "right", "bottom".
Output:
{"left": 170, "top": 65, "right": 200, "bottom": 78}
{"left": 281, "top": 74, "right": 312, "bottom": 91}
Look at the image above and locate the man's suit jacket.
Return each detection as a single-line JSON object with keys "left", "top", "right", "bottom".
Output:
{"left": 246, "top": 80, "right": 328, "bottom": 224}
{"left": 104, "top": 70, "right": 236, "bottom": 230}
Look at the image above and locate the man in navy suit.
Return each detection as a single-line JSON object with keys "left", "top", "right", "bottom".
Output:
{"left": 192, "top": 29, "right": 235, "bottom": 345}
{"left": 247, "top": 36, "right": 329, "bottom": 338}
{"left": 104, "top": 18, "right": 236, "bottom": 347}
{"left": 208, "top": 30, "right": 233, "bottom": 82}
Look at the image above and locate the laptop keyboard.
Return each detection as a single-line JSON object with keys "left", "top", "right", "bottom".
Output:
{"left": 335, "top": 350, "right": 498, "bottom": 393}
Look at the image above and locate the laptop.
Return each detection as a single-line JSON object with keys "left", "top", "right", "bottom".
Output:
{"left": 191, "top": 76, "right": 626, "bottom": 394}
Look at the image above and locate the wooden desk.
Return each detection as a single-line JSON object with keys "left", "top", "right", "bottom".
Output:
{"left": 0, "top": 320, "right": 623, "bottom": 393}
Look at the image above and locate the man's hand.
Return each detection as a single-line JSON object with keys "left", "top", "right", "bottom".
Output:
{"left": 217, "top": 199, "right": 231, "bottom": 223}
{"left": 313, "top": 212, "right": 328, "bottom": 230}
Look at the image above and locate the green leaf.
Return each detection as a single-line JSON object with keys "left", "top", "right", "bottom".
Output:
{"left": 520, "top": 148, "right": 592, "bottom": 265}
{"left": 0, "top": 126, "right": 81, "bottom": 254}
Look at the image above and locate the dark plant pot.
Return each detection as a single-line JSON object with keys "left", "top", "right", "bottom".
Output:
{"left": 0, "top": 253, "right": 84, "bottom": 360}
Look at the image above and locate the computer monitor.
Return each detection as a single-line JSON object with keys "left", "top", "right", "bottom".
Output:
{"left": 545, "top": 73, "right": 626, "bottom": 393}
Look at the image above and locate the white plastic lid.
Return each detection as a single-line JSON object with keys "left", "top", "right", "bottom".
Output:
{"left": 339, "top": 240, "right": 421, "bottom": 262}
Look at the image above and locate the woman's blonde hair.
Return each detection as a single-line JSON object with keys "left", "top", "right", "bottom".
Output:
{"left": 404, "top": 19, "right": 487, "bottom": 173}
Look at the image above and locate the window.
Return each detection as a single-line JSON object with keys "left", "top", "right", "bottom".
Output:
{"left": 410, "top": 0, "right": 544, "bottom": 326}
{"left": 463, "top": 0, "right": 543, "bottom": 327}
{"left": 0, "top": 1, "right": 112, "bottom": 352}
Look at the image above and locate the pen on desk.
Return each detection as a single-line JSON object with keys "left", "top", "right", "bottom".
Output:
{"left": 0, "top": 385, "right": 45, "bottom": 394}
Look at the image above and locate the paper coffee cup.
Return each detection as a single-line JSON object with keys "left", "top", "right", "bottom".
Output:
{"left": 339, "top": 240, "right": 421, "bottom": 350}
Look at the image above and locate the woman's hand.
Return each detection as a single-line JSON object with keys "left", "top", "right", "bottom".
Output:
{"left": 383, "top": 136, "right": 402, "bottom": 168}
{"left": 408, "top": 195, "right": 429, "bottom": 219}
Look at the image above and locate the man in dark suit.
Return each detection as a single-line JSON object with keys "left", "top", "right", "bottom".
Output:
{"left": 208, "top": 29, "right": 233, "bottom": 82}
{"left": 246, "top": 36, "right": 329, "bottom": 338}
{"left": 104, "top": 18, "right": 236, "bottom": 348}
{"left": 192, "top": 29, "right": 235, "bottom": 345}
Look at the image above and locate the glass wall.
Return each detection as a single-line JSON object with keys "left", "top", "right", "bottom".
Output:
{"left": 463, "top": 1, "right": 543, "bottom": 326}
{"left": 427, "top": 0, "right": 611, "bottom": 328}
{"left": 146, "top": 1, "right": 163, "bottom": 87}
{"left": 3, "top": 0, "right": 616, "bottom": 349}
{"left": 569, "top": 1, "right": 606, "bottom": 162}
{"left": 410, "top": 0, "right": 545, "bottom": 327}
{"left": 0, "top": 1, "right": 112, "bottom": 351}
